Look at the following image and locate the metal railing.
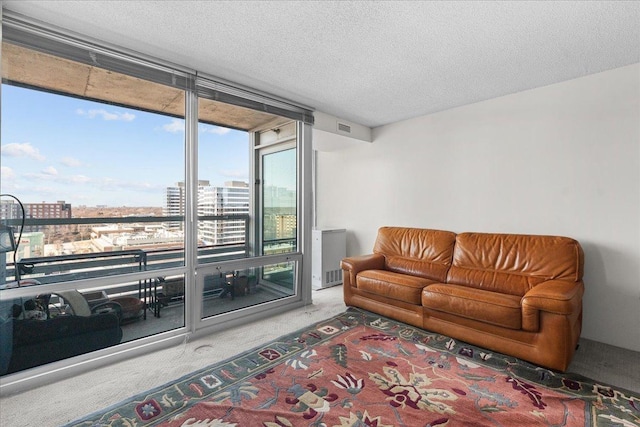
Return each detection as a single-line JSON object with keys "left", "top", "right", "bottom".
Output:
{"left": 2, "top": 214, "right": 251, "bottom": 285}
{"left": 15, "top": 250, "right": 148, "bottom": 283}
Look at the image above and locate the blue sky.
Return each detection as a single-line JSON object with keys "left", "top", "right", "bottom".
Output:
{"left": 1, "top": 85, "right": 249, "bottom": 207}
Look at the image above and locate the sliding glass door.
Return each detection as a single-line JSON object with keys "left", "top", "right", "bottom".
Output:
{"left": 0, "top": 35, "right": 189, "bottom": 358}
{"left": 194, "top": 83, "right": 303, "bottom": 325}
{"left": 262, "top": 148, "right": 297, "bottom": 256}
{"left": 258, "top": 133, "right": 298, "bottom": 298}
{"left": 0, "top": 12, "right": 313, "bottom": 391}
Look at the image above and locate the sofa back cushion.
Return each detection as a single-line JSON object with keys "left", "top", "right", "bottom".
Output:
{"left": 448, "top": 232, "right": 584, "bottom": 296}
{"left": 373, "top": 227, "right": 456, "bottom": 281}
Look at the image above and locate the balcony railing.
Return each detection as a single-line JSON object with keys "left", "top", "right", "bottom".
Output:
{"left": 2, "top": 215, "right": 251, "bottom": 286}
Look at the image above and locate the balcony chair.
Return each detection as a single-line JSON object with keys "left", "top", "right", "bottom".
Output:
{"left": 54, "top": 290, "right": 123, "bottom": 322}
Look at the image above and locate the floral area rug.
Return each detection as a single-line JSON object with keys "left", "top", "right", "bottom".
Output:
{"left": 68, "top": 308, "right": 639, "bottom": 426}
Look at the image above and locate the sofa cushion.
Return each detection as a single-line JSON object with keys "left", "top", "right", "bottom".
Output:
{"left": 358, "top": 270, "right": 436, "bottom": 305}
{"left": 447, "top": 232, "right": 584, "bottom": 296}
{"left": 422, "top": 284, "right": 523, "bottom": 330}
{"left": 373, "top": 227, "right": 456, "bottom": 281}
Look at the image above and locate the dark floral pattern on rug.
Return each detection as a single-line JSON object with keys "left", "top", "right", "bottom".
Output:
{"left": 66, "top": 308, "right": 640, "bottom": 427}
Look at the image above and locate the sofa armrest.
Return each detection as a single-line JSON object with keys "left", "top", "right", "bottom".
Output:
{"left": 521, "top": 280, "right": 584, "bottom": 331}
{"left": 341, "top": 254, "right": 385, "bottom": 288}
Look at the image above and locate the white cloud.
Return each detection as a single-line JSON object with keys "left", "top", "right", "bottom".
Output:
{"left": 163, "top": 121, "right": 231, "bottom": 135}
{"left": 162, "top": 118, "right": 185, "bottom": 133}
{"left": 22, "top": 171, "right": 91, "bottom": 185}
{"left": 22, "top": 172, "right": 43, "bottom": 180}
{"left": 220, "top": 169, "right": 248, "bottom": 179}
{"left": 95, "top": 176, "right": 163, "bottom": 193}
{"left": 76, "top": 108, "right": 135, "bottom": 121}
{"left": 97, "top": 177, "right": 116, "bottom": 187}
{"left": 42, "top": 166, "right": 58, "bottom": 176}
{"left": 127, "top": 181, "right": 160, "bottom": 191}
{"left": 1, "top": 166, "right": 16, "bottom": 180}
{"left": 29, "top": 185, "right": 58, "bottom": 198}
{"left": 201, "top": 125, "right": 231, "bottom": 135}
{"left": 60, "top": 157, "right": 83, "bottom": 167}
{"left": 67, "top": 175, "right": 92, "bottom": 184}
{"left": 1, "top": 142, "right": 45, "bottom": 161}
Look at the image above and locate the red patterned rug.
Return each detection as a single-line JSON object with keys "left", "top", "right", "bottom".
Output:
{"left": 68, "top": 308, "right": 639, "bottom": 426}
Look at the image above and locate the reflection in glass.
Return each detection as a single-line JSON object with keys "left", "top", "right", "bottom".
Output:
{"left": 1, "top": 39, "right": 189, "bottom": 376}
{"left": 196, "top": 103, "right": 251, "bottom": 264}
{"left": 0, "top": 275, "right": 184, "bottom": 376}
{"left": 201, "top": 261, "right": 296, "bottom": 319}
{"left": 1, "top": 41, "right": 186, "bottom": 284}
{"left": 262, "top": 149, "right": 297, "bottom": 255}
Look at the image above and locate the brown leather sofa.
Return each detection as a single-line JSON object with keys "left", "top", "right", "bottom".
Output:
{"left": 341, "top": 226, "right": 584, "bottom": 371}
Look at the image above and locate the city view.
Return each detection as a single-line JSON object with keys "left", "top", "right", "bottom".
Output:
{"left": 1, "top": 181, "right": 297, "bottom": 263}
{"left": 0, "top": 32, "right": 304, "bottom": 381}
{"left": 1, "top": 84, "right": 297, "bottom": 267}
{"left": 1, "top": 84, "right": 249, "bottom": 207}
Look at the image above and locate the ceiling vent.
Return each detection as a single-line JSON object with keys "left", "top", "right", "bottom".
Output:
{"left": 337, "top": 122, "right": 351, "bottom": 134}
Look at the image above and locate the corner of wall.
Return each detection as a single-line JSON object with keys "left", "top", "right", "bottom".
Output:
{"left": 313, "top": 111, "right": 372, "bottom": 143}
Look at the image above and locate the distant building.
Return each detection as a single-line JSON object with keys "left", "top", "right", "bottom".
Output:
{"left": 164, "top": 181, "right": 249, "bottom": 245}
{"left": 199, "top": 181, "right": 249, "bottom": 245}
{"left": 0, "top": 200, "right": 72, "bottom": 232}
{"left": 163, "top": 180, "right": 211, "bottom": 232}
{"left": 163, "top": 181, "right": 188, "bottom": 231}
{"left": 262, "top": 185, "right": 297, "bottom": 251}
{"left": 0, "top": 200, "right": 15, "bottom": 220}
{"left": 275, "top": 214, "right": 297, "bottom": 239}
{"left": 12, "top": 232, "right": 45, "bottom": 259}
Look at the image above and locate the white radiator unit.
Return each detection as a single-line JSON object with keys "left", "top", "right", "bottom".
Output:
{"left": 312, "top": 228, "right": 346, "bottom": 290}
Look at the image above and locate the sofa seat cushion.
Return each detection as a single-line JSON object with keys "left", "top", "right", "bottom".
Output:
{"left": 422, "top": 284, "right": 522, "bottom": 330}
{"left": 357, "top": 270, "right": 436, "bottom": 305}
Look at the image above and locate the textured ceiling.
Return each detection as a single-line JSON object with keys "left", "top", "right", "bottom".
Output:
{"left": 3, "top": 1, "right": 640, "bottom": 128}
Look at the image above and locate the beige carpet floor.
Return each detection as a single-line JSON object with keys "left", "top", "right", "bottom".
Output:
{"left": 1, "top": 285, "right": 638, "bottom": 426}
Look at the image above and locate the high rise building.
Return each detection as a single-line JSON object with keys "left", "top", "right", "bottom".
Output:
{"left": 199, "top": 181, "right": 249, "bottom": 245}
{"left": 164, "top": 181, "right": 249, "bottom": 245}
{"left": 163, "top": 183, "right": 186, "bottom": 231}
{"left": 163, "top": 180, "right": 211, "bottom": 232}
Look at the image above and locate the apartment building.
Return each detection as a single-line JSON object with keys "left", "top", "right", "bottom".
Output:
{"left": 164, "top": 180, "right": 249, "bottom": 245}
{"left": 0, "top": 200, "right": 71, "bottom": 233}
{"left": 163, "top": 180, "right": 211, "bottom": 232}
{"left": 199, "top": 181, "right": 249, "bottom": 245}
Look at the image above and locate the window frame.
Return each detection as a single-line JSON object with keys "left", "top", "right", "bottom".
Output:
{"left": 0, "top": 10, "right": 314, "bottom": 394}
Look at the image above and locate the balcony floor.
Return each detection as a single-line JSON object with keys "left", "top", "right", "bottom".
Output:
{"left": 120, "top": 285, "right": 293, "bottom": 342}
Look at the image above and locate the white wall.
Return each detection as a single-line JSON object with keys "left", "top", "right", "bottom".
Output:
{"left": 315, "top": 63, "right": 640, "bottom": 352}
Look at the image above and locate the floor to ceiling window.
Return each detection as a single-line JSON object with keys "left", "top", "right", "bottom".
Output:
{"left": 0, "top": 12, "right": 313, "bottom": 391}
{"left": 0, "top": 38, "right": 189, "bottom": 374}
{"left": 194, "top": 88, "right": 302, "bottom": 322}
{"left": 258, "top": 127, "right": 298, "bottom": 296}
